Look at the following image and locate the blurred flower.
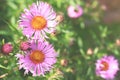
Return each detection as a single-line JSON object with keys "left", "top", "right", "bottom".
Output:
{"left": 60, "top": 59, "right": 68, "bottom": 66}
{"left": 95, "top": 55, "right": 119, "bottom": 80}
{"left": 101, "top": 5, "right": 107, "bottom": 11}
{"left": 115, "top": 39, "right": 120, "bottom": 46}
{"left": 55, "top": 14, "right": 64, "bottom": 24}
{"left": 67, "top": 5, "right": 83, "bottom": 18}
{"left": 16, "top": 40, "right": 57, "bottom": 76}
{"left": 20, "top": 41, "right": 31, "bottom": 51}
{"left": 1, "top": 43, "right": 13, "bottom": 54}
{"left": 87, "top": 48, "right": 93, "bottom": 55}
{"left": 19, "top": 1, "right": 58, "bottom": 40}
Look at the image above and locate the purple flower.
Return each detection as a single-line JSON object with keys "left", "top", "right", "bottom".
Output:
{"left": 16, "top": 40, "right": 57, "bottom": 76}
{"left": 19, "top": 1, "right": 58, "bottom": 40}
{"left": 1, "top": 43, "right": 13, "bottom": 54}
{"left": 20, "top": 41, "right": 31, "bottom": 51}
{"left": 95, "top": 55, "right": 119, "bottom": 80}
{"left": 67, "top": 5, "right": 83, "bottom": 18}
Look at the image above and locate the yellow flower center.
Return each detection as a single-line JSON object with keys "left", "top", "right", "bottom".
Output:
{"left": 101, "top": 61, "right": 109, "bottom": 71}
{"left": 31, "top": 16, "right": 47, "bottom": 30}
{"left": 29, "top": 50, "right": 45, "bottom": 64}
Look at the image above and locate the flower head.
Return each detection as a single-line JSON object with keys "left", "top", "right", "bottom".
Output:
{"left": 1, "top": 43, "right": 13, "bottom": 54}
{"left": 95, "top": 55, "right": 119, "bottom": 80}
{"left": 20, "top": 41, "right": 31, "bottom": 51}
{"left": 16, "top": 40, "right": 57, "bottom": 76}
{"left": 19, "top": 1, "right": 58, "bottom": 40}
{"left": 67, "top": 5, "right": 83, "bottom": 18}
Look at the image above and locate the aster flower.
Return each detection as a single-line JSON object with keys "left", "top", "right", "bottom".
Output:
{"left": 19, "top": 1, "right": 58, "bottom": 40}
{"left": 95, "top": 55, "right": 119, "bottom": 80}
{"left": 67, "top": 5, "right": 83, "bottom": 18}
{"left": 16, "top": 40, "right": 57, "bottom": 76}
{"left": 1, "top": 43, "right": 13, "bottom": 54}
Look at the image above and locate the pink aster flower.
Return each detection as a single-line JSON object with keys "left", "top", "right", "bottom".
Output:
{"left": 67, "top": 5, "right": 83, "bottom": 18}
{"left": 16, "top": 40, "right": 57, "bottom": 76}
{"left": 95, "top": 55, "right": 119, "bottom": 80}
{"left": 19, "top": 1, "right": 58, "bottom": 40}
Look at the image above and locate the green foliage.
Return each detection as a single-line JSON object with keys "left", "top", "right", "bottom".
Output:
{"left": 0, "top": 0, "right": 120, "bottom": 80}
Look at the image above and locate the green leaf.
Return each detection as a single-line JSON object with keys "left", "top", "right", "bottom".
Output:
{"left": 0, "top": 64, "right": 8, "bottom": 70}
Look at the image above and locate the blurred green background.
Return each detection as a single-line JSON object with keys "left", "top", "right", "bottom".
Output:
{"left": 0, "top": 0, "right": 120, "bottom": 80}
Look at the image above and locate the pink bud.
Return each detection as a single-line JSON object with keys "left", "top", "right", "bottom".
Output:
{"left": 20, "top": 41, "right": 31, "bottom": 51}
{"left": 1, "top": 43, "right": 13, "bottom": 54}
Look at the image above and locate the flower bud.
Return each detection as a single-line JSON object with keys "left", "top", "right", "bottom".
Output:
{"left": 115, "top": 39, "right": 120, "bottom": 46}
{"left": 60, "top": 59, "right": 68, "bottom": 66}
{"left": 1, "top": 43, "right": 13, "bottom": 54}
{"left": 87, "top": 48, "right": 93, "bottom": 55}
{"left": 55, "top": 14, "right": 64, "bottom": 23}
{"left": 20, "top": 41, "right": 31, "bottom": 51}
